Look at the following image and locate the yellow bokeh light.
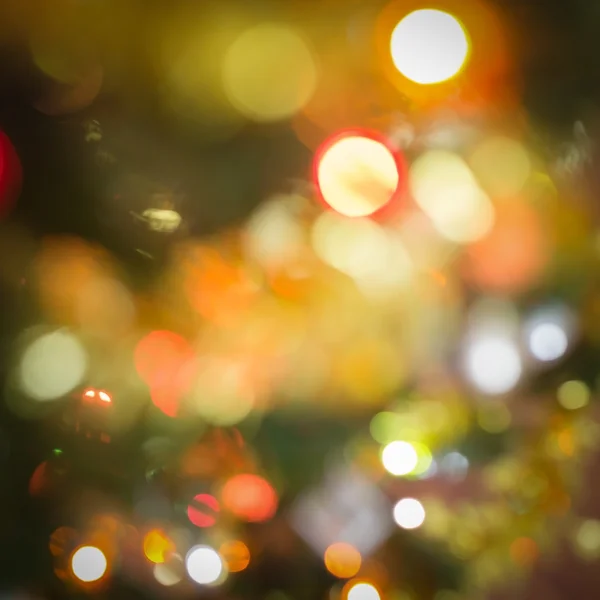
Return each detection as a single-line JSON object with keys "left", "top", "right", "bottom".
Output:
{"left": 390, "top": 10, "right": 469, "bottom": 85}
{"left": 71, "top": 546, "right": 107, "bottom": 583}
{"left": 324, "top": 543, "right": 362, "bottom": 579}
{"left": 410, "top": 150, "right": 494, "bottom": 243}
{"left": 316, "top": 134, "right": 400, "bottom": 218}
{"left": 470, "top": 136, "right": 531, "bottom": 198}
{"left": 381, "top": 441, "right": 418, "bottom": 476}
{"left": 557, "top": 380, "right": 590, "bottom": 410}
{"left": 143, "top": 529, "right": 175, "bottom": 564}
{"left": 222, "top": 23, "right": 317, "bottom": 122}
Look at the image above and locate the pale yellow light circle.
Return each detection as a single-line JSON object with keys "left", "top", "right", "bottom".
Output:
{"left": 347, "top": 582, "right": 381, "bottom": 600}
{"left": 470, "top": 137, "right": 531, "bottom": 197}
{"left": 317, "top": 136, "right": 399, "bottom": 217}
{"left": 381, "top": 441, "right": 418, "bottom": 476}
{"left": 391, "top": 9, "right": 469, "bottom": 85}
{"left": 557, "top": 380, "right": 590, "bottom": 410}
{"left": 222, "top": 23, "right": 317, "bottom": 121}
{"left": 393, "top": 498, "right": 426, "bottom": 529}
{"left": 71, "top": 546, "right": 107, "bottom": 583}
{"left": 409, "top": 150, "right": 494, "bottom": 243}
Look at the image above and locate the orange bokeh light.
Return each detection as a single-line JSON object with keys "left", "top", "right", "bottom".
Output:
{"left": 510, "top": 537, "right": 538, "bottom": 566}
{"left": 219, "top": 540, "right": 251, "bottom": 573}
{"left": 324, "top": 543, "right": 362, "bottom": 579}
{"left": 143, "top": 529, "right": 175, "bottom": 564}
{"left": 222, "top": 474, "right": 278, "bottom": 523}
{"left": 463, "top": 201, "right": 550, "bottom": 294}
{"left": 134, "top": 330, "right": 197, "bottom": 417}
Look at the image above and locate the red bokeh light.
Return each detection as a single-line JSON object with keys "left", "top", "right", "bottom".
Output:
{"left": 187, "top": 493, "right": 220, "bottom": 528}
{"left": 222, "top": 474, "right": 278, "bottom": 523}
{"left": 0, "top": 130, "right": 22, "bottom": 219}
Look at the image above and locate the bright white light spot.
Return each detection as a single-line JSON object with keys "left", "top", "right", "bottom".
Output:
{"left": 393, "top": 498, "right": 426, "bottom": 529}
{"left": 381, "top": 441, "right": 418, "bottom": 476}
{"left": 391, "top": 10, "right": 469, "bottom": 85}
{"left": 529, "top": 322, "right": 568, "bottom": 362}
{"left": 19, "top": 330, "right": 88, "bottom": 401}
{"left": 142, "top": 209, "right": 182, "bottom": 233}
{"left": 185, "top": 545, "right": 223, "bottom": 585}
{"left": 464, "top": 337, "right": 522, "bottom": 395}
{"left": 71, "top": 546, "right": 107, "bottom": 583}
{"left": 347, "top": 582, "right": 381, "bottom": 600}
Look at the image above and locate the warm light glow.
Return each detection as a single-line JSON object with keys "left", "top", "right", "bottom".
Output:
{"left": 19, "top": 330, "right": 88, "bottom": 401}
{"left": 324, "top": 543, "right": 362, "bottom": 579}
{"left": 143, "top": 529, "right": 175, "bottom": 564}
{"left": 409, "top": 150, "right": 494, "bottom": 243}
{"left": 557, "top": 380, "right": 590, "bottom": 410}
{"left": 314, "top": 131, "right": 402, "bottom": 217}
{"left": 381, "top": 441, "right": 418, "bottom": 476}
{"left": 222, "top": 23, "right": 317, "bottom": 122}
{"left": 71, "top": 546, "right": 107, "bottom": 583}
{"left": 393, "top": 498, "right": 426, "bottom": 529}
{"left": 187, "top": 493, "right": 220, "bottom": 528}
{"left": 219, "top": 540, "right": 251, "bottom": 573}
{"left": 470, "top": 137, "right": 531, "bottom": 197}
{"left": 185, "top": 545, "right": 223, "bottom": 585}
{"left": 346, "top": 581, "right": 381, "bottom": 600}
{"left": 464, "top": 336, "right": 522, "bottom": 395}
{"left": 222, "top": 474, "right": 278, "bottom": 522}
{"left": 98, "top": 390, "right": 112, "bottom": 403}
{"left": 391, "top": 10, "right": 469, "bottom": 85}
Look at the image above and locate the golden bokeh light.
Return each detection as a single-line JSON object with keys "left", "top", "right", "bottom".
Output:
{"left": 324, "top": 543, "right": 362, "bottom": 579}
{"left": 314, "top": 132, "right": 402, "bottom": 217}
{"left": 391, "top": 10, "right": 469, "bottom": 85}
{"left": 409, "top": 150, "right": 494, "bottom": 243}
{"left": 222, "top": 23, "right": 317, "bottom": 122}
{"left": 557, "top": 380, "right": 590, "bottom": 411}
{"left": 143, "top": 529, "right": 175, "bottom": 564}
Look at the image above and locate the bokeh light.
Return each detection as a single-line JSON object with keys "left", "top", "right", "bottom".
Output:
{"left": 346, "top": 581, "right": 381, "bottom": 600}
{"left": 463, "top": 200, "right": 549, "bottom": 294}
{"left": 463, "top": 335, "right": 522, "bottom": 395}
{"left": 222, "top": 474, "right": 278, "bottom": 522}
{"left": 19, "top": 330, "right": 87, "bottom": 401}
{"left": 187, "top": 493, "right": 220, "bottom": 528}
{"left": 528, "top": 322, "right": 568, "bottom": 362}
{"left": 219, "top": 540, "right": 251, "bottom": 573}
{"left": 314, "top": 131, "right": 403, "bottom": 218}
{"left": 391, "top": 10, "right": 469, "bottom": 85}
{"left": 324, "top": 542, "right": 362, "bottom": 579}
{"left": 71, "top": 546, "right": 107, "bottom": 583}
{"left": 143, "top": 529, "right": 175, "bottom": 564}
{"left": 185, "top": 545, "right": 223, "bottom": 585}
{"left": 469, "top": 136, "right": 531, "bottom": 197}
{"left": 222, "top": 23, "right": 317, "bottom": 122}
{"left": 393, "top": 498, "right": 426, "bottom": 529}
{"left": 409, "top": 150, "right": 494, "bottom": 243}
{"left": 557, "top": 380, "right": 590, "bottom": 410}
{"left": 381, "top": 441, "right": 418, "bottom": 476}
{"left": 154, "top": 554, "right": 184, "bottom": 587}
